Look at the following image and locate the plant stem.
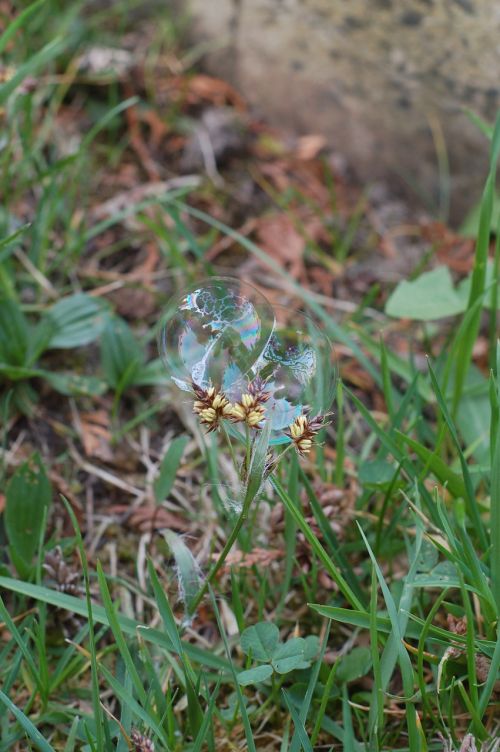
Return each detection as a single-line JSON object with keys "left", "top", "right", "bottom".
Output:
{"left": 245, "top": 424, "right": 251, "bottom": 474}
{"left": 190, "top": 420, "right": 272, "bottom": 616}
{"left": 189, "top": 493, "right": 251, "bottom": 615}
{"left": 220, "top": 422, "right": 239, "bottom": 474}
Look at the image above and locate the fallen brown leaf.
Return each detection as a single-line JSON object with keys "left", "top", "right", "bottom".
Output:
{"left": 80, "top": 410, "right": 113, "bottom": 461}
{"left": 255, "top": 213, "right": 306, "bottom": 282}
{"left": 294, "top": 134, "right": 327, "bottom": 161}
{"left": 214, "top": 547, "right": 283, "bottom": 572}
{"left": 109, "top": 504, "right": 189, "bottom": 533}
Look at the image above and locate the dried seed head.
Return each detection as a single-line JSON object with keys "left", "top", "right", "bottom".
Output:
{"left": 130, "top": 729, "right": 154, "bottom": 752}
{"left": 229, "top": 377, "right": 270, "bottom": 428}
{"left": 286, "top": 412, "right": 330, "bottom": 456}
{"left": 191, "top": 382, "right": 232, "bottom": 432}
{"left": 230, "top": 391, "right": 266, "bottom": 428}
{"left": 247, "top": 376, "right": 271, "bottom": 403}
{"left": 43, "top": 546, "right": 82, "bottom": 596}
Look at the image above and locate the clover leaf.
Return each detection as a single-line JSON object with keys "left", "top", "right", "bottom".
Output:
{"left": 240, "top": 622, "right": 279, "bottom": 662}
{"left": 237, "top": 622, "right": 319, "bottom": 686}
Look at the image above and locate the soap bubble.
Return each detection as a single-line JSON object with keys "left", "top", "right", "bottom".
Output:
{"left": 158, "top": 277, "right": 275, "bottom": 393}
{"left": 250, "top": 307, "right": 337, "bottom": 445}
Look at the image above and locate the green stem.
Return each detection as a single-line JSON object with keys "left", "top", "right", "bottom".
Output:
{"left": 245, "top": 424, "right": 251, "bottom": 476}
{"left": 189, "top": 491, "right": 252, "bottom": 615}
{"left": 491, "top": 420, "right": 500, "bottom": 619}
{"left": 220, "top": 422, "right": 239, "bottom": 474}
{"left": 190, "top": 419, "right": 272, "bottom": 615}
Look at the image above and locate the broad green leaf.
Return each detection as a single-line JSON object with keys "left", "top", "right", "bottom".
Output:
{"left": 237, "top": 664, "right": 273, "bottom": 686}
{"left": 272, "top": 638, "right": 310, "bottom": 674}
{"left": 358, "top": 460, "right": 398, "bottom": 488}
{"left": 303, "top": 635, "right": 320, "bottom": 661}
{"left": 154, "top": 435, "right": 189, "bottom": 504}
{"left": 133, "top": 357, "right": 169, "bottom": 386}
{"left": 41, "top": 371, "right": 107, "bottom": 397}
{"left": 240, "top": 622, "right": 279, "bottom": 662}
{"left": 46, "top": 293, "right": 109, "bottom": 349}
{"left": 385, "top": 266, "right": 464, "bottom": 321}
{"left": 0, "top": 298, "right": 29, "bottom": 366}
{"left": 100, "top": 316, "right": 144, "bottom": 391}
{"left": 5, "top": 453, "right": 51, "bottom": 577}
{"left": 336, "top": 647, "right": 372, "bottom": 684}
{"left": 0, "top": 364, "right": 40, "bottom": 380}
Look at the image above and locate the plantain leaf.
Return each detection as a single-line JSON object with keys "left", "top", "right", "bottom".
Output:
{"left": 5, "top": 453, "right": 51, "bottom": 577}
{"left": 46, "top": 293, "right": 109, "bottom": 349}
{"left": 154, "top": 435, "right": 189, "bottom": 504}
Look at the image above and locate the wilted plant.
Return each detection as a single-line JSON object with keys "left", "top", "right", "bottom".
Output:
{"left": 158, "top": 277, "right": 337, "bottom": 613}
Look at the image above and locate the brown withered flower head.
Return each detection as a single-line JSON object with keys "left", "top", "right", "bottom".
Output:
{"left": 229, "top": 376, "right": 270, "bottom": 428}
{"left": 286, "top": 412, "right": 330, "bottom": 456}
{"left": 130, "top": 729, "right": 154, "bottom": 752}
{"left": 192, "top": 382, "right": 233, "bottom": 432}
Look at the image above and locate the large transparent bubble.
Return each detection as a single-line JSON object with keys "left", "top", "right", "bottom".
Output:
{"left": 251, "top": 307, "right": 337, "bottom": 445}
{"left": 158, "top": 277, "right": 275, "bottom": 393}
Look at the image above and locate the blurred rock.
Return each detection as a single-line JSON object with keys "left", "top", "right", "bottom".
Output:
{"left": 185, "top": 0, "right": 500, "bottom": 222}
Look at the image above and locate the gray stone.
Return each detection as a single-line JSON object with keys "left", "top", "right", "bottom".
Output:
{"left": 186, "top": 0, "right": 500, "bottom": 221}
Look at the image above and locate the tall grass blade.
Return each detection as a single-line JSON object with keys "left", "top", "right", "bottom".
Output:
{"left": 0, "top": 689, "right": 56, "bottom": 752}
{"left": 453, "top": 111, "right": 500, "bottom": 409}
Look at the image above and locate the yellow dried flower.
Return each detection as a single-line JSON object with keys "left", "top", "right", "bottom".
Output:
{"left": 230, "top": 392, "right": 266, "bottom": 428}
{"left": 192, "top": 383, "right": 232, "bottom": 432}
{"left": 286, "top": 413, "right": 329, "bottom": 456}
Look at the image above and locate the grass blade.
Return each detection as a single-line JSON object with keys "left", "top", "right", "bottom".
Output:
{"left": 0, "top": 690, "right": 56, "bottom": 752}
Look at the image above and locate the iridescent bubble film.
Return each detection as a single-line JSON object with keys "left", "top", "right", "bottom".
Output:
{"left": 251, "top": 307, "right": 337, "bottom": 444}
{"left": 158, "top": 277, "right": 275, "bottom": 392}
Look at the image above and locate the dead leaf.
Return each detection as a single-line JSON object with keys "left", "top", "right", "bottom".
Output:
{"left": 215, "top": 547, "right": 283, "bottom": 571}
{"left": 109, "top": 504, "right": 189, "bottom": 533}
{"left": 180, "top": 74, "right": 246, "bottom": 110}
{"left": 340, "top": 360, "right": 375, "bottom": 391}
{"left": 422, "top": 221, "right": 475, "bottom": 274}
{"left": 108, "top": 286, "right": 156, "bottom": 319}
{"left": 80, "top": 410, "right": 113, "bottom": 461}
{"left": 0, "top": 494, "right": 5, "bottom": 514}
{"left": 295, "top": 134, "right": 327, "bottom": 161}
{"left": 90, "top": 178, "right": 200, "bottom": 224}
{"left": 255, "top": 213, "right": 306, "bottom": 282}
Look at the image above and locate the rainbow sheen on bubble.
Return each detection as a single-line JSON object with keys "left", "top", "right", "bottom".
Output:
{"left": 159, "top": 277, "right": 337, "bottom": 445}
{"left": 250, "top": 308, "right": 337, "bottom": 444}
{"left": 158, "top": 277, "right": 275, "bottom": 392}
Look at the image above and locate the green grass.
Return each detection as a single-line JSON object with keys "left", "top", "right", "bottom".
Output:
{"left": 0, "top": 1, "right": 499, "bottom": 750}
